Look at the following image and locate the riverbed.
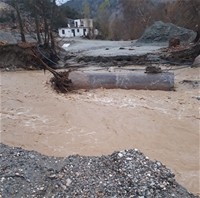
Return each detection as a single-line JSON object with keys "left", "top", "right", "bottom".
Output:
{"left": 0, "top": 66, "right": 199, "bottom": 195}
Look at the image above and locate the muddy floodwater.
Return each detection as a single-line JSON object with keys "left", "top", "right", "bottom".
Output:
{"left": 0, "top": 67, "right": 200, "bottom": 195}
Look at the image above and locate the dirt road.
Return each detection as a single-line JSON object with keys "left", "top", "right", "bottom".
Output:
{"left": 0, "top": 66, "right": 199, "bottom": 195}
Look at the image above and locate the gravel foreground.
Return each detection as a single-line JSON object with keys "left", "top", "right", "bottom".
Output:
{"left": 0, "top": 143, "right": 199, "bottom": 198}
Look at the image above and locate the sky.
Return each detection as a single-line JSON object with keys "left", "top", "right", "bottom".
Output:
{"left": 56, "top": 0, "right": 70, "bottom": 6}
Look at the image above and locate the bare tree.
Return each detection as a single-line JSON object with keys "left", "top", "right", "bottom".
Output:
{"left": 166, "top": 0, "right": 200, "bottom": 31}
{"left": 118, "top": 0, "right": 155, "bottom": 39}
{"left": 96, "top": 0, "right": 110, "bottom": 39}
{"left": 13, "top": 0, "right": 26, "bottom": 42}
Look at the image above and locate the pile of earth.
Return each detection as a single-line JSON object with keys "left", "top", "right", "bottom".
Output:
{"left": 0, "top": 43, "right": 61, "bottom": 71}
{"left": 136, "top": 21, "right": 197, "bottom": 46}
{"left": 159, "top": 42, "right": 200, "bottom": 64}
{"left": 0, "top": 143, "right": 199, "bottom": 198}
{"left": 0, "top": 29, "right": 61, "bottom": 71}
{"left": 0, "top": 43, "right": 40, "bottom": 70}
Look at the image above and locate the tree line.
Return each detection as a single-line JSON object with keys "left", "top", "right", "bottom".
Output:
{"left": 1, "top": 0, "right": 199, "bottom": 42}
{"left": 62, "top": 0, "right": 200, "bottom": 40}
{"left": 112, "top": 0, "right": 200, "bottom": 40}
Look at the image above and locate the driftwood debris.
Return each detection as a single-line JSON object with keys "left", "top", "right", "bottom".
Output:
{"left": 31, "top": 48, "right": 74, "bottom": 93}
{"left": 145, "top": 66, "right": 162, "bottom": 74}
{"left": 50, "top": 70, "right": 73, "bottom": 93}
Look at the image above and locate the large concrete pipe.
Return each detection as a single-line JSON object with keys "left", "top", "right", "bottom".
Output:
{"left": 69, "top": 71, "right": 174, "bottom": 91}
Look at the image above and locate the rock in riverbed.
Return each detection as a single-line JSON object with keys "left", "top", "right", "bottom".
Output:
{"left": 0, "top": 143, "right": 198, "bottom": 198}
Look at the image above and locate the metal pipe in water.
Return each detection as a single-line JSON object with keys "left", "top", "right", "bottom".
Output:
{"left": 69, "top": 71, "right": 174, "bottom": 91}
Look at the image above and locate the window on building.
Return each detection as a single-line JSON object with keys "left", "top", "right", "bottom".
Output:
{"left": 77, "top": 29, "right": 79, "bottom": 33}
{"left": 62, "top": 29, "right": 65, "bottom": 34}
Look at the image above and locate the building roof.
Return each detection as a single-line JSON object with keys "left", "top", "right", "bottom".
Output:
{"left": 58, "top": 27, "right": 89, "bottom": 30}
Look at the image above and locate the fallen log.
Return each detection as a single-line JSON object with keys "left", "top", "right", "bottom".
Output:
{"left": 69, "top": 71, "right": 174, "bottom": 91}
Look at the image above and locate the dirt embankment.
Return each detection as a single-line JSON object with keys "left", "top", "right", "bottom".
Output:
{"left": 0, "top": 43, "right": 41, "bottom": 70}
{"left": 0, "top": 43, "right": 62, "bottom": 71}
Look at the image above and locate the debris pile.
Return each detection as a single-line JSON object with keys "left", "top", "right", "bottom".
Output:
{"left": 161, "top": 44, "right": 192, "bottom": 53}
{"left": 169, "top": 37, "right": 180, "bottom": 48}
{"left": 0, "top": 143, "right": 198, "bottom": 198}
{"left": 50, "top": 70, "right": 73, "bottom": 93}
{"left": 160, "top": 42, "right": 200, "bottom": 63}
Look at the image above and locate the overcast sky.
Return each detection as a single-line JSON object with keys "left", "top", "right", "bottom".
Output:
{"left": 56, "top": 0, "right": 70, "bottom": 6}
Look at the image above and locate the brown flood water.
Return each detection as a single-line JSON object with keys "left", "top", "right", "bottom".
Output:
{"left": 0, "top": 67, "right": 199, "bottom": 195}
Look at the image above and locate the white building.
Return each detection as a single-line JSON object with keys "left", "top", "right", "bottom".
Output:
{"left": 58, "top": 19, "right": 93, "bottom": 38}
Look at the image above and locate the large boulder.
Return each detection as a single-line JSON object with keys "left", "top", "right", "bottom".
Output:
{"left": 136, "top": 21, "right": 196, "bottom": 46}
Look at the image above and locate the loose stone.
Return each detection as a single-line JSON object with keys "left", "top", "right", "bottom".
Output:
{"left": 0, "top": 143, "right": 198, "bottom": 198}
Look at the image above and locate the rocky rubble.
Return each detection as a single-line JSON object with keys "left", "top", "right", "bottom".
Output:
{"left": 0, "top": 143, "right": 199, "bottom": 198}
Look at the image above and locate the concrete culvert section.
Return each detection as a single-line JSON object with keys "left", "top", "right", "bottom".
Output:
{"left": 69, "top": 71, "right": 174, "bottom": 91}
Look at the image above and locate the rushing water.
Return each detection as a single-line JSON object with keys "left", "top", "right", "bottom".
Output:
{"left": 1, "top": 68, "right": 199, "bottom": 195}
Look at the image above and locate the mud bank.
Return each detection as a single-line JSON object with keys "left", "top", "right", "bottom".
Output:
{"left": 0, "top": 43, "right": 39, "bottom": 70}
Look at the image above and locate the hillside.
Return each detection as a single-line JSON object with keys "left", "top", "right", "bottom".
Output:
{"left": 1, "top": 0, "right": 198, "bottom": 41}
{"left": 63, "top": 0, "right": 174, "bottom": 18}
{"left": 63, "top": 0, "right": 119, "bottom": 17}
